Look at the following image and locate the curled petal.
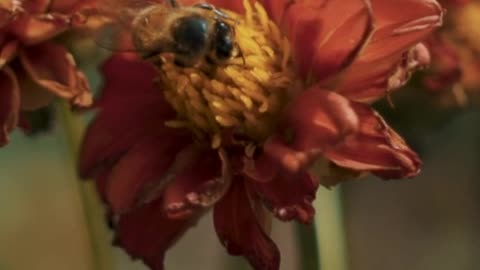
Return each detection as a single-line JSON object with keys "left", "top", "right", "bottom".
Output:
{"left": 0, "top": 67, "right": 20, "bottom": 146}
{"left": 263, "top": 0, "right": 374, "bottom": 80}
{"left": 248, "top": 169, "right": 318, "bottom": 224}
{"left": 285, "top": 86, "right": 360, "bottom": 154}
{"left": 162, "top": 148, "right": 231, "bottom": 218}
{"left": 0, "top": 40, "right": 18, "bottom": 69}
{"left": 283, "top": 86, "right": 420, "bottom": 182}
{"left": 336, "top": 0, "right": 443, "bottom": 101}
{"left": 0, "top": 0, "right": 22, "bottom": 27}
{"left": 105, "top": 134, "right": 188, "bottom": 213}
{"left": 214, "top": 179, "right": 280, "bottom": 270}
{"left": 19, "top": 42, "right": 92, "bottom": 108}
{"left": 9, "top": 13, "right": 72, "bottom": 45}
{"left": 78, "top": 55, "right": 175, "bottom": 178}
{"left": 115, "top": 199, "right": 202, "bottom": 270}
{"left": 324, "top": 104, "right": 421, "bottom": 180}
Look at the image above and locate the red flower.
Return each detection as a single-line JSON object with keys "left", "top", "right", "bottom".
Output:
{"left": 423, "top": 0, "right": 480, "bottom": 105}
{"left": 0, "top": 0, "right": 94, "bottom": 146}
{"left": 79, "top": 0, "right": 442, "bottom": 269}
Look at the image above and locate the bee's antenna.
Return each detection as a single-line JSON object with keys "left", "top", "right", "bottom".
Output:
{"left": 166, "top": 0, "right": 179, "bottom": 8}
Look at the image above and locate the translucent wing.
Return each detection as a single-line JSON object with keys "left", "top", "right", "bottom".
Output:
{"left": 87, "top": 0, "right": 169, "bottom": 52}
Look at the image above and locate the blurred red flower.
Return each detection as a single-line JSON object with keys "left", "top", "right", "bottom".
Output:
{"left": 79, "top": 0, "right": 442, "bottom": 269}
{"left": 424, "top": 0, "right": 480, "bottom": 105}
{"left": 0, "top": 0, "right": 94, "bottom": 146}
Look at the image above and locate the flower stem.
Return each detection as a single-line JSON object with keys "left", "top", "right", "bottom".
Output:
{"left": 295, "top": 223, "right": 320, "bottom": 270}
{"left": 314, "top": 188, "right": 349, "bottom": 270}
{"left": 57, "top": 101, "right": 114, "bottom": 270}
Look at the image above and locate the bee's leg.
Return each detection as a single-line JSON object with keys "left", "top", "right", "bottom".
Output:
{"left": 166, "top": 0, "right": 179, "bottom": 8}
{"left": 237, "top": 43, "right": 246, "bottom": 66}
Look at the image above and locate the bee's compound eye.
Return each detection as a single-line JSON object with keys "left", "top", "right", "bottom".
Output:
{"left": 172, "top": 16, "right": 210, "bottom": 55}
{"left": 214, "top": 21, "right": 234, "bottom": 60}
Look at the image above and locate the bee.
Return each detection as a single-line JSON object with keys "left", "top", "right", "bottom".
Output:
{"left": 93, "top": 0, "right": 239, "bottom": 67}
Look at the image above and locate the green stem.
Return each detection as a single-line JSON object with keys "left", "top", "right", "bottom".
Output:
{"left": 295, "top": 223, "right": 320, "bottom": 270}
{"left": 296, "top": 187, "right": 348, "bottom": 270}
{"left": 314, "top": 188, "right": 349, "bottom": 270}
{"left": 57, "top": 101, "right": 114, "bottom": 270}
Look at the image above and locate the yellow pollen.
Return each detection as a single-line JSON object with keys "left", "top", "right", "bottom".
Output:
{"left": 158, "top": 0, "right": 298, "bottom": 147}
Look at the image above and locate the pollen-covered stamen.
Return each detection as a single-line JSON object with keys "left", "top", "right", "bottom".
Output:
{"left": 157, "top": 0, "right": 297, "bottom": 148}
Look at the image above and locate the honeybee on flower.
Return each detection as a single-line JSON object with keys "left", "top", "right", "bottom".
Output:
{"left": 79, "top": 0, "right": 443, "bottom": 270}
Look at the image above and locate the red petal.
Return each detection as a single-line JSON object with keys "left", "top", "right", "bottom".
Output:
{"left": 115, "top": 199, "right": 201, "bottom": 270}
{"left": 19, "top": 42, "right": 92, "bottom": 107}
{"left": 162, "top": 148, "right": 231, "bottom": 218}
{"left": 50, "top": 0, "right": 96, "bottom": 13}
{"left": 0, "top": 1, "right": 22, "bottom": 27}
{"left": 248, "top": 170, "right": 318, "bottom": 224}
{"left": 324, "top": 103, "right": 421, "bottom": 180}
{"left": 214, "top": 179, "right": 280, "bottom": 270}
{"left": 0, "top": 40, "right": 18, "bottom": 68}
{"left": 285, "top": 86, "right": 360, "bottom": 154}
{"left": 105, "top": 134, "right": 188, "bottom": 213}
{"left": 13, "top": 65, "right": 55, "bottom": 110}
{"left": 22, "top": 0, "right": 51, "bottom": 13}
{"left": 263, "top": 0, "right": 374, "bottom": 81}
{"left": 9, "top": 13, "right": 72, "bottom": 45}
{"left": 335, "top": 0, "right": 443, "bottom": 101}
{"left": 283, "top": 86, "right": 420, "bottom": 181}
{"left": 78, "top": 55, "right": 175, "bottom": 178}
{"left": 0, "top": 67, "right": 20, "bottom": 146}
{"left": 423, "top": 35, "right": 462, "bottom": 91}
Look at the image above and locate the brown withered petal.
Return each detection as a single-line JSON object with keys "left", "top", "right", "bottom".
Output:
{"left": 324, "top": 103, "right": 422, "bottom": 180}
{"left": 105, "top": 134, "right": 188, "bottom": 214}
{"left": 162, "top": 148, "right": 231, "bottom": 219}
{"left": 19, "top": 41, "right": 92, "bottom": 108}
{"left": 115, "top": 198, "right": 202, "bottom": 270}
{"left": 214, "top": 179, "right": 280, "bottom": 270}
{"left": 0, "top": 67, "right": 20, "bottom": 146}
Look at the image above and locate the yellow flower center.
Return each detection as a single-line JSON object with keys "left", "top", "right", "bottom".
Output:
{"left": 155, "top": 0, "right": 298, "bottom": 148}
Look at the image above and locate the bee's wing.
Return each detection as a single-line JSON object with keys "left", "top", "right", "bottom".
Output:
{"left": 88, "top": 0, "right": 170, "bottom": 52}
{"left": 92, "top": 21, "right": 137, "bottom": 52}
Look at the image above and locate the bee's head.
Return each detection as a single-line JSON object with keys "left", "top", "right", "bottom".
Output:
{"left": 171, "top": 15, "right": 211, "bottom": 65}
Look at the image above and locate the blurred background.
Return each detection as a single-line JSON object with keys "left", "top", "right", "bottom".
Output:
{"left": 0, "top": 87, "right": 479, "bottom": 270}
